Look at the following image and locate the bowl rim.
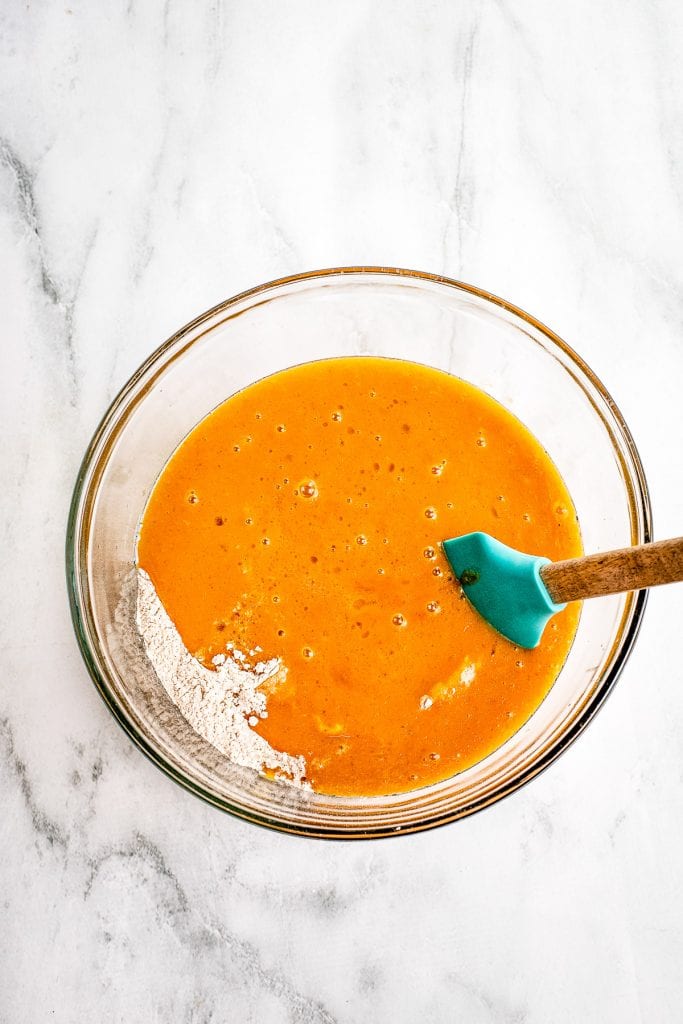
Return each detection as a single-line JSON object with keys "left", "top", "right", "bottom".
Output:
{"left": 66, "top": 266, "right": 652, "bottom": 839}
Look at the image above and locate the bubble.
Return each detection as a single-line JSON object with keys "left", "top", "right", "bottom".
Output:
{"left": 424, "top": 507, "right": 437, "bottom": 520}
{"left": 261, "top": 537, "right": 271, "bottom": 546}
{"left": 427, "top": 601, "right": 441, "bottom": 614}
{"left": 276, "top": 424, "right": 286, "bottom": 433}
{"left": 431, "top": 462, "right": 445, "bottom": 476}
{"left": 346, "top": 497, "right": 353, "bottom": 504}
{"left": 377, "top": 568, "right": 385, "bottom": 575}
{"left": 392, "top": 613, "right": 407, "bottom": 627}
{"left": 429, "top": 752, "right": 440, "bottom": 761}
{"left": 187, "top": 491, "right": 199, "bottom": 504}
{"left": 245, "top": 435, "right": 252, "bottom": 444}
{"left": 233, "top": 445, "right": 240, "bottom": 453}
{"left": 476, "top": 435, "right": 487, "bottom": 447}
{"left": 382, "top": 538, "right": 389, "bottom": 545}
{"left": 497, "top": 495, "right": 506, "bottom": 503}
{"left": 299, "top": 479, "right": 318, "bottom": 499}
{"left": 331, "top": 411, "right": 343, "bottom": 422}
{"left": 522, "top": 513, "right": 532, "bottom": 522}
{"left": 556, "top": 505, "right": 568, "bottom": 517}
{"left": 272, "top": 595, "right": 280, "bottom": 604}
{"left": 277, "top": 629, "right": 285, "bottom": 637}
{"left": 356, "top": 534, "right": 368, "bottom": 546}
{"left": 515, "top": 660, "right": 524, "bottom": 668}
{"left": 302, "top": 647, "right": 315, "bottom": 659}
{"left": 374, "top": 435, "right": 382, "bottom": 442}
{"left": 446, "top": 502, "right": 454, "bottom": 510}
{"left": 432, "top": 567, "right": 443, "bottom": 577}
{"left": 423, "top": 546, "right": 436, "bottom": 559}
{"left": 419, "top": 695, "right": 433, "bottom": 710}
{"left": 245, "top": 517, "right": 253, "bottom": 525}
{"left": 369, "top": 389, "right": 377, "bottom": 398}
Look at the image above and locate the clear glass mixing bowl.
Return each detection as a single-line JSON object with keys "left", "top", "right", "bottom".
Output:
{"left": 66, "top": 268, "right": 650, "bottom": 838}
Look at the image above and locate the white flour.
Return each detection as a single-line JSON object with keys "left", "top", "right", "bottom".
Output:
{"left": 135, "top": 569, "right": 307, "bottom": 786}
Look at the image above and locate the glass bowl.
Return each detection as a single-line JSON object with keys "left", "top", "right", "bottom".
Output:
{"left": 66, "top": 268, "right": 651, "bottom": 838}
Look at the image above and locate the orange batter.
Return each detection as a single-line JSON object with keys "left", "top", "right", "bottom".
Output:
{"left": 137, "top": 357, "right": 581, "bottom": 796}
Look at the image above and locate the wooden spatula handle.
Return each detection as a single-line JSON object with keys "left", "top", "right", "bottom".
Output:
{"left": 540, "top": 537, "right": 683, "bottom": 604}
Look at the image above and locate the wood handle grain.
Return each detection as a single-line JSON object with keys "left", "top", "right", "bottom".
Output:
{"left": 540, "top": 537, "right": 683, "bottom": 604}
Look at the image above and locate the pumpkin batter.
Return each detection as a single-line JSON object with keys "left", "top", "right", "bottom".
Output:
{"left": 137, "top": 357, "right": 581, "bottom": 796}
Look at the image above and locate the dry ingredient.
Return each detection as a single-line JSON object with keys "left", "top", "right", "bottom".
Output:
{"left": 135, "top": 568, "right": 307, "bottom": 786}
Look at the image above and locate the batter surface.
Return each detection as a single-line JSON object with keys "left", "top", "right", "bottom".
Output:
{"left": 137, "top": 357, "right": 581, "bottom": 795}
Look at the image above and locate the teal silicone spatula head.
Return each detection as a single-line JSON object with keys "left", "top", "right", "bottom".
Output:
{"left": 442, "top": 532, "right": 565, "bottom": 649}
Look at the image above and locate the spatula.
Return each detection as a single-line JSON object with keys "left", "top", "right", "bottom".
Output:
{"left": 443, "top": 532, "right": 683, "bottom": 649}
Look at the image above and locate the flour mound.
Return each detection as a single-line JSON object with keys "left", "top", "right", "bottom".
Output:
{"left": 135, "top": 569, "right": 307, "bottom": 786}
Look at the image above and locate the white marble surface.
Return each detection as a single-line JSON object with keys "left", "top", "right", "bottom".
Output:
{"left": 2, "top": 1, "right": 683, "bottom": 1020}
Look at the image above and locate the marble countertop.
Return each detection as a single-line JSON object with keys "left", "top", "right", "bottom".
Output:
{"left": 2, "top": 2, "right": 683, "bottom": 1021}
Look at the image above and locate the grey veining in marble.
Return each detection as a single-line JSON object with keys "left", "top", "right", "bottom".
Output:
{"left": 2, "top": 1, "right": 683, "bottom": 1021}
